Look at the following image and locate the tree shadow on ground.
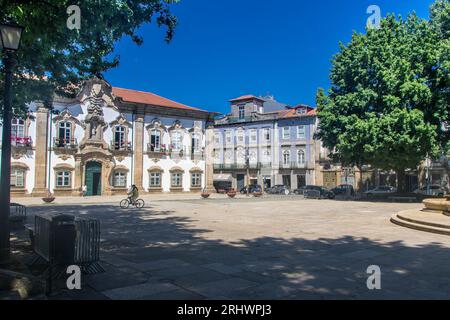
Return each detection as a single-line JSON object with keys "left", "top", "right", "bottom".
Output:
{"left": 18, "top": 204, "right": 450, "bottom": 300}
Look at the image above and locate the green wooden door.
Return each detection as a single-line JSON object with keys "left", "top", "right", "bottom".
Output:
{"left": 85, "top": 161, "right": 102, "bottom": 196}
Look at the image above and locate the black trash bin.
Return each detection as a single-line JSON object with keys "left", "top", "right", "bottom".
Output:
{"left": 34, "top": 213, "right": 76, "bottom": 265}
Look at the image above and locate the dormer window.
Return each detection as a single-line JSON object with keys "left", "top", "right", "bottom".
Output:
{"left": 296, "top": 108, "right": 307, "bottom": 115}
{"left": 238, "top": 105, "right": 245, "bottom": 120}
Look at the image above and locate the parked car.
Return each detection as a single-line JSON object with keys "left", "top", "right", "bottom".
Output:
{"left": 414, "top": 185, "right": 447, "bottom": 197}
{"left": 364, "top": 186, "right": 397, "bottom": 197}
{"left": 330, "top": 184, "right": 355, "bottom": 196}
{"left": 303, "top": 186, "right": 335, "bottom": 199}
{"left": 293, "top": 185, "right": 316, "bottom": 195}
{"left": 213, "top": 181, "right": 232, "bottom": 193}
{"left": 240, "top": 184, "right": 262, "bottom": 194}
{"left": 266, "top": 185, "right": 291, "bottom": 195}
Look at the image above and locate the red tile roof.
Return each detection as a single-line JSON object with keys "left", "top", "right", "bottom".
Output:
{"left": 277, "top": 108, "right": 317, "bottom": 119}
{"left": 112, "top": 87, "right": 205, "bottom": 112}
{"left": 229, "top": 95, "right": 265, "bottom": 102}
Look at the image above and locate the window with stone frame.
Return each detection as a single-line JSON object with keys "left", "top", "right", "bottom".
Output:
{"left": 297, "top": 149, "right": 306, "bottom": 165}
{"left": 191, "top": 132, "right": 201, "bottom": 153}
{"left": 283, "top": 150, "right": 291, "bottom": 165}
{"left": 113, "top": 125, "right": 126, "bottom": 150}
{"left": 56, "top": 171, "right": 71, "bottom": 187}
{"left": 171, "top": 131, "right": 183, "bottom": 151}
{"left": 282, "top": 127, "right": 290, "bottom": 140}
{"left": 171, "top": 172, "right": 183, "bottom": 187}
{"left": 250, "top": 129, "right": 257, "bottom": 143}
{"left": 57, "top": 121, "right": 72, "bottom": 146}
{"left": 238, "top": 105, "right": 245, "bottom": 119}
{"left": 113, "top": 171, "right": 127, "bottom": 187}
{"left": 149, "top": 172, "right": 161, "bottom": 187}
{"left": 11, "top": 168, "right": 25, "bottom": 188}
{"left": 263, "top": 128, "right": 270, "bottom": 142}
{"left": 236, "top": 130, "right": 244, "bottom": 144}
{"left": 297, "top": 125, "right": 306, "bottom": 140}
{"left": 150, "top": 129, "right": 162, "bottom": 152}
{"left": 191, "top": 172, "right": 202, "bottom": 187}
{"left": 11, "top": 118, "right": 25, "bottom": 138}
{"left": 225, "top": 131, "right": 233, "bottom": 145}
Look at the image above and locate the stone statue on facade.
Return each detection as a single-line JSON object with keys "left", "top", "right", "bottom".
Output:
{"left": 84, "top": 84, "right": 107, "bottom": 140}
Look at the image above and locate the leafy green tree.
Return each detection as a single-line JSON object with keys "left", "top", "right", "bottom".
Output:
{"left": 317, "top": 0, "right": 449, "bottom": 191}
{"left": 0, "top": 0, "right": 179, "bottom": 117}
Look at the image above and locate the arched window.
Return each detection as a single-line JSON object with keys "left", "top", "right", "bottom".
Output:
{"left": 114, "top": 125, "right": 126, "bottom": 150}
{"left": 297, "top": 149, "right": 305, "bottom": 165}
{"left": 283, "top": 150, "right": 290, "bottom": 165}
{"left": 58, "top": 121, "right": 72, "bottom": 146}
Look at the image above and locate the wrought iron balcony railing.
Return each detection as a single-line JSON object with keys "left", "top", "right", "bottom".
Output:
{"left": 11, "top": 136, "right": 33, "bottom": 147}
{"left": 54, "top": 137, "right": 78, "bottom": 148}
{"left": 111, "top": 140, "right": 132, "bottom": 151}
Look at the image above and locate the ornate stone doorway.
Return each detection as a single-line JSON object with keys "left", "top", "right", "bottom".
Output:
{"left": 85, "top": 161, "right": 102, "bottom": 196}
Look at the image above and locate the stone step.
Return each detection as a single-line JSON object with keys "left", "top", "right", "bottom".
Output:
{"left": 391, "top": 214, "right": 450, "bottom": 236}
{"left": 396, "top": 211, "right": 450, "bottom": 230}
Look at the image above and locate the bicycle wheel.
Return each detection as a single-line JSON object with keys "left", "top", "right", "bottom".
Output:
{"left": 120, "top": 199, "right": 130, "bottom": 209}
{"left": 135, "top": 199, "right": 145, "bottom": 208}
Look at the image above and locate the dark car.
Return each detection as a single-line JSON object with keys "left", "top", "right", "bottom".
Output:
{"left": 293, "top": 185, "right": 317, "bottom": 195}
{"left": 266, "top": 185, "right": 291, "bottom": 195}
{"left": 303, "top": 185, "right": 335, "bottom": 199}
{"left": 240, "top": 184, "right": 262, "bottom": 194}
{"left": 213, "top": 180, "right": 232, "bottom": 193}
{"left": 330, "top": 184, "right": 355, "bottom": 196}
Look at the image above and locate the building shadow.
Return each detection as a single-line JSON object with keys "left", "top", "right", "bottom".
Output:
{"left": 13, "top": 204, "right": 450, "bottom": 300}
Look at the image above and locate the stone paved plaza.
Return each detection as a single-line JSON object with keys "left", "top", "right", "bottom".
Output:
{"left": 16, "top": 196, "right": 450, "bottom": 299}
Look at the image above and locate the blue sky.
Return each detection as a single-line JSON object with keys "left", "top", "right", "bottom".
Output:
{"left": 104, "top": 0, "right": 436, "bottom": 115}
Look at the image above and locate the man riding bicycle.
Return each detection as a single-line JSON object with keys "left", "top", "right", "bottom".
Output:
{"left": 127, "top": 184, "right": 139, "bottom": 205}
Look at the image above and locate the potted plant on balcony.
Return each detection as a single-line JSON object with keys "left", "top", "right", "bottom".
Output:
{"left": 201, "top": 188, "right": 210, "bottom": 199}
{"left": 42, "top": 191, "right": 55, "bottom": 203}
{"left": 227, "top": 188, "right": 237, "bottom": 198}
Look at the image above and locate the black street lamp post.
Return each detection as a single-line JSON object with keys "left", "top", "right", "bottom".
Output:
{"left": 0, "top": 23, "right": 24, "bottom": 263}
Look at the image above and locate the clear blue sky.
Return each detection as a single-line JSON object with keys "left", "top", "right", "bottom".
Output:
{"left": 104, "top": 0, "right": 436, "bottom": 114}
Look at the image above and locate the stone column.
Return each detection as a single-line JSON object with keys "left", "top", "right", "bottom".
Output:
{"left": 204, "top": 126, "right": 215, "bottom": 192}
{"left": 133, "top": 112, "right": 145, "bottom": 192}
{"left": 72, "top": 156, "right": 83, "bottom": 196}
{"left": 31, "top": 104, "right": 50, "bottom": 197}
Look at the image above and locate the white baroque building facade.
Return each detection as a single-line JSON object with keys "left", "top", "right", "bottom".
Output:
{"left": 1, "top": 78, "right": 213, "bottom": 198}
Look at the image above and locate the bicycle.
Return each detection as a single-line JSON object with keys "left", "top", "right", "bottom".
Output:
{"left": 120, "top": 197, "right": 145, "bottom": 209}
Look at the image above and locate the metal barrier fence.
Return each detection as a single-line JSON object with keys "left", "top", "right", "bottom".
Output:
{"left": 74, "top": 217, "right": 103, "bottom": 273}
{"left": 33, "top": 213, "right": 103, "bottom": 273}
{"left": 10, "top": 203, "right": 27, "bottom": 228}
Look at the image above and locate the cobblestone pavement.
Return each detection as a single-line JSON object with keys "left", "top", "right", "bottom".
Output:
{"left": 18, "top": 196, "right": 450, "bottom": 299}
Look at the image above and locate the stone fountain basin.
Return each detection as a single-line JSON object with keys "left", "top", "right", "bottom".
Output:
{"left": 423, "top": 198, "right": 450, "bottom": 212}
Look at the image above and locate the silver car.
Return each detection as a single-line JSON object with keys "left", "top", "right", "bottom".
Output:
{"left": 365, "top": 186, "right": 397, "bottom": 197}
{"left": 414, "top": 185, "right": 447, "bottom": 197}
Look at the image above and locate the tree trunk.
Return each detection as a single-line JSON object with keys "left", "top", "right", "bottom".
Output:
{"left": 396, "top": 169, "right": 407, "bottom": 193}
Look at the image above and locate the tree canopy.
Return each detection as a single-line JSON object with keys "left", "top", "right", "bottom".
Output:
{"left": 316, "top": 0, "right": 449, "bottom": 190}
{"left": 0, "top": 0, "right": 180, "bottom": 117}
